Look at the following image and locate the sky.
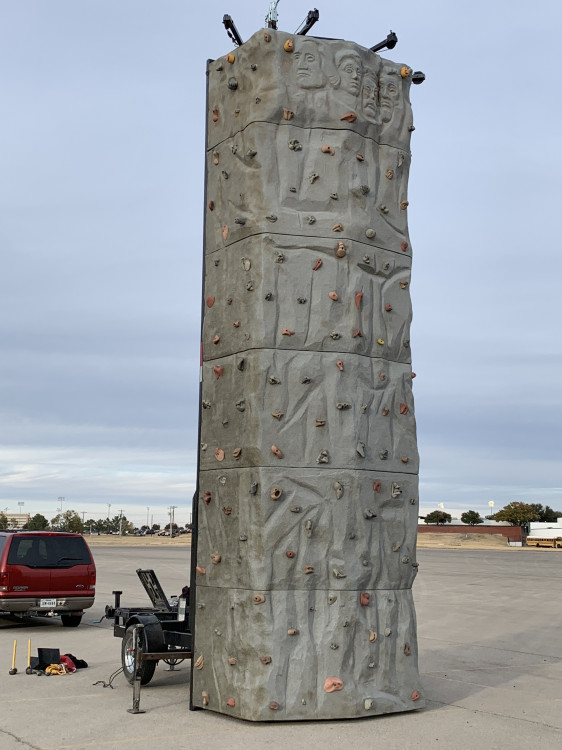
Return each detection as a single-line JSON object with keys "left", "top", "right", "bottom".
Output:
{"left": 1, "top": 0, "right": 561, "bottom": 528}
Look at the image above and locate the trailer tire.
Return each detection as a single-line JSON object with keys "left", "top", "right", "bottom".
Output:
{"left": 122, "top": 626, "right": 157, "bottom": 685}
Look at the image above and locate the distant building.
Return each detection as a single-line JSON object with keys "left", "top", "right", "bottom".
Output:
{"left": 528, "top": 519, "right": 562, "bottom": 538}
{"left": 3, "top": 513, "right": 31, "bottom": 529}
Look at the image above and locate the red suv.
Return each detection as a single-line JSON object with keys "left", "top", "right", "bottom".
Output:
{"left": 0, "top": 531, "right": 96, "bottom": 627}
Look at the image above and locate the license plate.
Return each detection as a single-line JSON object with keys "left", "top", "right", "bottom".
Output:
{"left": 39, "top": 598, "right": 57, "bottom": 608}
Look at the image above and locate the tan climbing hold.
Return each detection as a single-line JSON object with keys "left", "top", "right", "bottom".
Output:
{"left": 321, "top": 145, "right": 335, "bottom": 155}
{"left": 329, "top": 291, "right": 339, "bottom": 301}
{"left": 283, "top": 108, "right": 294, "bottom": 120}
{"left": 196, "top": 566, "right": 206, "bottom": 575}
{"left": 382, "top": 408, "right": 390, "bottom": 416}
{"left": 303, "top": 565, "right": 314, "bottom": 575}
{"left": 411, "top": 690, "right": 421, "bottom": 701}
{"left": 379, "top": 373, "right": 386, "bottom": 381}
{"left": 212, "top": 151, "right": 219, "bottom": 165}
{"left": 386, "top": 168, "right": 394, "bottom": 179}
{"left": 369, "top": 630, "right": 377, "bottom": 643}
{"left": 400, "top": 200, "right": 409, "bottom": 210}
{"left": 332, "top": 222, "right": 344, "bottom": 232}
{"left": 336, "top": 360, "right": 344, "bottom": 371}
{"left": 282, "top": 327, "right": 295, "bottom": 336}
{"left": 401, "top": 456, "right": 409, "bottom": 463}
{"left": 222, "top": 506, "right": 232, "bottom": 515}
{"left": 212, "top": 108, "right": 219, "bottom": 122}
{"left": 356, "top": 153, "right": 364, "bottom": 162}
{"left": 210, "top": 553, "right": 221, "bottom": 564}
{"left": 260, "top": 655, "right": 272, "bottom": 664}
{"left": 271, "top": 410, "right": 284, "bottom": 420}
{"left": 232, "top": 448, "right": 242, "bottom": 459}
{"left": 264, "top": 32, "right": 271, "bottom": 42}
{"left": 312, "top": 258, "right": 323, "bottom": 270}
{"left": 315, "top": 419, "right": 326, "bottom": 427}
{"left": 213, "top": 365, "right": 223, "bottom": 379}
{"left": 323, "top": 677, "right": 344, "bottom": 693}
{"left": 233, "top": 321, "right": 240, "bottom": 327}
{"left": 202, "top": 691, "right": 210, "bottom": 705}
{"left": 270, "top": 487, "right": 283, "bottom": 500}
{"left": 221, "top": 225, "right": 229, "bottom": 240}
{"left": 400, "top": 280, "right": 409, "bottom": 289}
{"left": 287, "top": 628, "right": 299, "bottom": 636}
{"left": 271, "top": 445, "right": 284, "bottom": 459}
{"left": 352, "top": 329, "right": 363, "bottom": 338}
{"left": 253, "top": 594, "right": 266, "bottom": 604}
{"left": 194, "top": 655, "right": 204, "bottom": 670}
{"left": 228, "top": 657, "right": 237, "bottom": 665}
{"left": 355, "top": 291, "right": 363, "bottom": 308}
{"left": 269, "top": 701, "right": 280, "bottom": 710}
{"left": 340, "top": 111, "right": 357, "bottom": 122}
{"left": 213, "top": 334, "right": 220, "bottom": 344}
{"left": 360, "top": 592, "right": 370, "bottom": 606}
{"left": 335, "top": 241, "right": 346, "bottom": 258}
{"left": 214, "top": 448, "right": 225, "bottom": 461}
{"left": 400, "top": 402, "right": 409, "bottom": 414}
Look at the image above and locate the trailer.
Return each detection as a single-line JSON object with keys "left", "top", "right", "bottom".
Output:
{"left": 105, "top": 568, "right": 192, "bottom": 686}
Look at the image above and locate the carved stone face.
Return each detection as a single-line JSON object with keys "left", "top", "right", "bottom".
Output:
{"left": 336, "top": 53, "right": 363, "bottom": 95}
{"left": 362, "top": 71, "right": 378, "bottom": 119}
{"left": 379, "top": 73, "right": 400, "bottom": 123}
{"left": 294, "top": 41, "right": 324, "bottom": 89}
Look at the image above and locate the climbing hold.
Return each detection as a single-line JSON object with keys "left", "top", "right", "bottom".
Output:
{"left": 202, "top": 691, "right": 210, "bottom": 705}
{"left": 379, "top": 373, "right": 386, "bottom": 381}
{"left": 221, "top": 226, "right": 229, "bottom": 240}
{"left": 330, "top": 331, "right": 340, "bottom": 340}
{"left": 400, "top": 280, "right": 409, "bottom": 289}
{"left": 271, "top": 445, "right": 284, "bottom": 459}
{"left": 400, "top": 402, "right": 409, "bottom": 414}
{"left": 404, "top": 643, "right": 411, "bottom": 656}
{"left": 196, "top": 566, "right": 206, "bottom": 575}
{"left": 336, "top": 360, "right": 344, "bottom": 371}
{"left": 355, "top": 291, "right": 363, "bottom": 308}
{"left": 401, "top": 65, "right": 412, "bottom": 78}
{"left": 221, "top": 170, "right": 229, "bottom": 180}
{"left": 377, "top": 338, "right": 385, "bottom": 345}
{"left": 303, "top": 565, "right": 314, "bottom": 575}
{"left": 204, "top": 491, "right": 212, "bottom": 504}
{"left": 333, "top": 482, "right": 343, "bottom": 499}
{"left": 305, "top": 520, "right": 313, "bottom": 537}
{"left": 330, "top": 192, "right": 338, "bottom": 200}
{"left": 260, "top": 655, "right": 272, "bottom": 664}
{"left": 266, "top": 214, "right": 278, "bottom": 222}
{"left": 214, "top": 448, "right": 225, "bottom": 461}
{"left": 269, "top": 701, "right": 280, "bottom": 711}
{"left": 400, "top": 200, "right": 409, "bottom": 210}
{"left": 321, "top": 145, "right": 335, "bottom": 155}
{"left": 384, "top": 628, "right": 392, "bottom": 637}
{"left": 401, "top": 241, "right": 409, "bottom": 252}
{"left": 315, "top": 419, "right": 325, "bottom": 427}
{"left": 401, "top": 456, "right": 409, "bottom": 464}
{"left": 226, "top": 698, "right": 236, "bottom": 708}
{"left": 297, "top": 297, "right": 307, "bottom": 304}
{"left": 329, "top": 291, "right": 339, "bottom": 301}
{"left": 287, "top": 628, "right": 299, "bottom": 636}
{"left": 222, "top": 506, "right": 232, "bottom": 515}
{"left": 202, "top": 399, "right": 211, "bottom": 409}
{"left": 411, "top": 690, "right": 421, "bottom": 701}
{"left": 411, "top": 372, "right": 417, "bottom": 379}
{"left": 360, "top": 593, "right": 370, "bottom": 606}
{"left": 379, "top": 449, "right": 389, "bottom": 460}
{"left": 369, "top": 630, "right": 377, "bottom": 643}
{"left": 234, "top": 217, "right": 246, "bottom": 225}
{"left": 364, "top": 509, "right": 377, "bottom": 519}
{"left": 212, "top": 150, "right": 219, "bottom": 165}
{"left": 301, "top": 376, "right": 311, "bottom": 384}
{"left": 336, "top": 402, "right": 350, "bottom": 410}
{"left": 356, "top": 442, "right": 366, "bottom": 458}
{"left": 401, "top": 556, "right": 410, "bottom": 564}
{"left": 228, "top": 657, "right": 237, "bottom": 665}
{"left": 365, "top": 228, "right": 376, "bottom": 239}
{"left": 208, "top": 201, "right": 214, "bottom": 211}
{"left": 265, "top": 292, "right": 274, "bottom": 300}
{"left": 253, "top": 594, "right": 266, "bottom": 604}
{"left": 271, "top": 410, "right": 284, "bottom": 420}
{"left": 233, "top": 321, "right": 240, "bottom": 328}
{"left": 239, "top": 534, "right": 248, "bottom": 541}
{"left": 232, "top": 448, "right": 242, "bottom": 459}
{"left": 283, "top": 39, "right": 294, "bottom": 52}
{"left": 356, "top": 153, "right": 364, "bottom": 162}
{"left": 332, "top": 568, "right": 346, "bottom": 578}
{"left": 206, "top": 296, "right": 215, "bottom": 308}
{"left": 382, "top": 408, "right": 390, "bottom": 416}
{"left": 212, "top": 108, "right": 219, "bottom": 122}
{"left": 210, "top": 553, "right": 221, "bottom": 564}
{"left": 391, "top": 483, "right": 402, "bottom": 497}
{"left": 286, "top": 550, "right": 295, "bottom": 559}
{"left": 385, "top": 303, "right": 393, "bottom": 312}
{"left": 313, "top": 258, "right": 323, "bottom": 270}
{"left": 237, "top": 358, "right": 245, "bottom": 371}
{"left": 328, "top": 594, "right": 337, "bottom": 604}
{"left": 386, "top": 168, "right": 394, "bottom": 179}
{"left": 226, "top": 53, "right": 235, "bottom": 64}
{"left": 268, "top": 376, "right": 280, "bottom": 384}
{"left": 379, "top": 204, "right": 389, "bottom": 214}
{"left": 335, "top": 241, "right": 346, "bottom": 258}
{"left": 241, "top": 257, "right": 251, "bottom": 271}
{"left": 324, "top": 678, "right": 344, "bottom": 693}
{"left": 288, "top": 139, "right": 302, "bottom": 151}
{"left": 332, "top": 222, "right": 344, "bottom": 232}
{"left": 305, "top": 215, "right": 316, "bottom": 224}
{"left": 246, "top": 148, "right": 257, "bottom": 157}
{"left": 290, "top": 506, "right": 302, "bottom": 513}
{"left": 194, "top": 655, "right": 204, "bottom": 670}
{"left": 340, "top": 111, "right": 357, "bottom": 122}
{"left": 282, "top": 328, "right": 295, "bottom": 336}
{"left": 249, "top": 481, "right": 258, "bottom": 495}
{"left": 352, "top": 329, "right": 363, "bottom": 338}
{"left": 309, "top": 172, "right": 319, "bottom": 184}
{"left": 264, "top": 32, "right": 271, "bottom": 42}
{"left": 373, "top": 481, "right": 382, "bottom": 492}
{"left": 316, "top": 450, "right": 329, "bottom": 464}
{"left": 227, "top": 77, "right": 238, "bottom": 90}
{"left": 213, "top": 335, "right": 220, "bottom": 344}
{"left": 270, "top": 487, "right": 283, "bottom": 500}
{"left": 283, "top": 107, "right": 294, "bottom": 120}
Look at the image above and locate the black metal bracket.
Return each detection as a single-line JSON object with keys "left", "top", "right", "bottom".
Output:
{"left": 370, "top": 30, "right": 398, "bottom": 53}
{"left": 222, "top": 14, "right": 243, "bottom": 47}
{"left": 295, "top": 9, "right": 320, "bottom": 35}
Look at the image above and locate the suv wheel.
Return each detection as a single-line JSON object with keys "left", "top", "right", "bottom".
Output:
{"left": 61, "top": 614, "right": 82, "bottom": 627}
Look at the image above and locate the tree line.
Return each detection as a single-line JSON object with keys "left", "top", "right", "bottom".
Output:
{"left": 424, "top": 502, "right": 562, "bottom": 526}
{"left": 0, "top": 509, "right": 140, "bottom": 534}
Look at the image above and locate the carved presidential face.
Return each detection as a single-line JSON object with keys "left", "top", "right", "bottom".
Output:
{"left": 362, "top": 71, "right": 378, "bottom": 119}
{"left": 336, "top": 52, "right": 363, "bottom": 96}
{"left": 379, "top": 72, "right": 400, "bottom": 123}
{"left": 294, "top": 41, "right": 325, "bottom": 89}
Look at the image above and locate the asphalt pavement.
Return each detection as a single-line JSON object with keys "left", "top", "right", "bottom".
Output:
{"left": 1, "top": 546, "right": 561, "bottom": 749}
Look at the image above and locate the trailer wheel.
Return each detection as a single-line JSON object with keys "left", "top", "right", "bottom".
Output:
{"left": 122, "top": 626, "right": 157, "bottom": 685}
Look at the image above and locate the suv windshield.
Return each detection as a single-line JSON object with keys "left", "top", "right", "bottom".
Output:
{"left": 7, "top": 536, "right": 91, "bottom": 568}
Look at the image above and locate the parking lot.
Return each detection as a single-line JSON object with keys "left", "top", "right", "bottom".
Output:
{"left": 1, "top": 545, "right": 561, "bottom": 749}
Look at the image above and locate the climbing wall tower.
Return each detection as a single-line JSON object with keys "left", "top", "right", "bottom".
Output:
{"left": 192, "top": 27, "right": 424, "bottom": 721}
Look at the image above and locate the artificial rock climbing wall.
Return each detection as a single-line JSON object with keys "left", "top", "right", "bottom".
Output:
{"left": 192, "top": 27, "right": 424, "bottom": 721}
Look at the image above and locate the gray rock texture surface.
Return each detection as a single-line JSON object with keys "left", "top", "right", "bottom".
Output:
{"left": 194, "top": 28, "right": 423, "bottom": 721}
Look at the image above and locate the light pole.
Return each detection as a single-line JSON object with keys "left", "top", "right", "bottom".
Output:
{"left": 58, "top": 497, "right": 65, "bottom": 514}
{"left": 146, "top": 506, "right": 150, "bottom": 529}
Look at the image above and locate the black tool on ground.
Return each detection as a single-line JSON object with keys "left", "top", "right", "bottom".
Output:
{"left": 222, "top": 14, "right": 243, "bottom": 47}
{"left": 30, "top": 647, "right": 61, "bottom": 671}
{"left": 295, "top": 9, "right": 319, "bottom": 35}
{"left": 370, "top": 30, "right": 398, "bottom": 53}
